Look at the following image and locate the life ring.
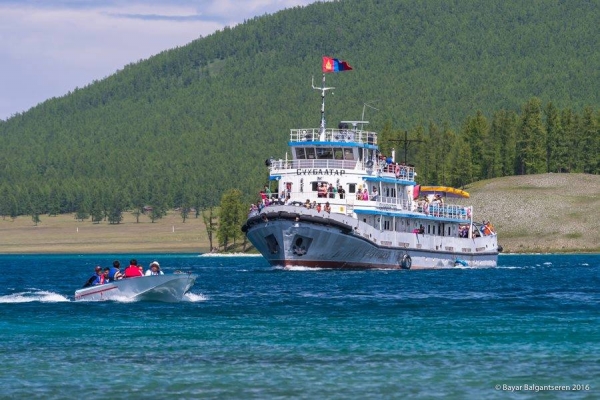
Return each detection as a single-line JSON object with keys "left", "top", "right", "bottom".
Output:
{"left": 366, "top": 160, "right": 374, "bottom": 168}
{"left": 400, "top": 254, "right": 412, "bottom": 270}
{"left": 395, "top": 165, "right": 400, "bottom": 178}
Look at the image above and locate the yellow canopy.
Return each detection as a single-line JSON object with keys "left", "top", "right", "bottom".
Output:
{"left": 419, "top": 186, "right": 470, "bottom": 198}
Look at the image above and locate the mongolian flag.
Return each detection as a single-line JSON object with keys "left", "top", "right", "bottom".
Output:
{"left": 322, "top": 56, "right": 353, "bottom": 73}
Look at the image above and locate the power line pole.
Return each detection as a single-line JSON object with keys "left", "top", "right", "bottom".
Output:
{"left": 389, "top": 131, "right": 423, "bottom": 164}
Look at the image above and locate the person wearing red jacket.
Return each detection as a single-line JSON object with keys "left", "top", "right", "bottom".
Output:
{"left": 124, "top": 259, "right": 143, "bottom": 278}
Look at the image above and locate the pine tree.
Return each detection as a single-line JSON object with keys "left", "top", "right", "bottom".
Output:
{"left": 544, "top": 102, "right": 562, "bottom": 173}
{"left": 516, "top": 98, "right": 546, "bottom": 175}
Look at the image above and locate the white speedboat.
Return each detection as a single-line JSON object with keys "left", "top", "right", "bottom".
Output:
{"left": 74, "top": 273, "right": 197, "bottom": 302}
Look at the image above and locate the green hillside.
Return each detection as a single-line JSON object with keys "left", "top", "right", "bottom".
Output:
{"left": 0, "top": 0, "right": 598, "bottom": 218}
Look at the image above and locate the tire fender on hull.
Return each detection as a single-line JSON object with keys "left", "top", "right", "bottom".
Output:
{"left": 400, "top": 253, "right": 412, "bottom": 270}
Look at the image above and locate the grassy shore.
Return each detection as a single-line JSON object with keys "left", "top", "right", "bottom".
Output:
{"left": 467, "top": 173, "right": 600, "bottom": 253}
{"left": 0, "top": 173, "right": 598, "bottom": 254}
{"left": 0, "top": 211, "right": 210, "bottom": 254}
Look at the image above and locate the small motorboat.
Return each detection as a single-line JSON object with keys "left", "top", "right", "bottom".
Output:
{"left": 74, "top": 273, "right": 197, "bottom": 302}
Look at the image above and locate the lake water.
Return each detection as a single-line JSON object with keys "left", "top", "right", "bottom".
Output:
{"left": 0, "top": 254, "right": 598, "bottom": 399}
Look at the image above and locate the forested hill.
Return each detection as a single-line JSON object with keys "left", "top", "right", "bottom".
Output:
{"left": 0, "top": 0, "right": 598, "bottom": 219}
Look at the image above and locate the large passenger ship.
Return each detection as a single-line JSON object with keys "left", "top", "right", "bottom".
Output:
{"left": 242, "top": 76, "right": 500, "bottom": 269}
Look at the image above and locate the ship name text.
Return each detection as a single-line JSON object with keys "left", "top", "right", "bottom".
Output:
{"left": 296, "top": 169, "right": 347, "bottom": 176}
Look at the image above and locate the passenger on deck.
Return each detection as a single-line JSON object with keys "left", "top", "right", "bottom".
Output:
{"left": 356, "top": 188, "right": 362, "bottom": 200}
{"left": 328, "top": 184, "right": 334, "bottom": 198}
{"left": 325, "top": 202, "right": 331, "bottom": 213}
{"left": 318, "top": 183, "right": 327, "bottom": 198}
{"left": 108, "top": 260, "right": 123, "bottom": 282}
{"left": 316, "top": 203, "right": 322, "bottom": 213}
{"left": 145, "top": 261, "right": 164, "bottom": 276}
{"left": 338, "top": 186, "right": 345, "bottom": 199}
{"left": 124, "top": 259, "right": 144, "bottom": 278}
{"left": 362, "top": 188, "right": 369, "bottom": 201}
{"left": 304, "top": 199, "right": 311, "bottom": 209}
{"left": 371, "top": 187, "right": 379, "bottom": 201}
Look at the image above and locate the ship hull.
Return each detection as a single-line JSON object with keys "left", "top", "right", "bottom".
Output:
{"left": 244, "top": 207, "right": 497, "bottom": 270}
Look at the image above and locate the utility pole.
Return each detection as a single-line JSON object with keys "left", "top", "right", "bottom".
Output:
{"left": 389, "top": 131, "right": 423, "bottom": 164}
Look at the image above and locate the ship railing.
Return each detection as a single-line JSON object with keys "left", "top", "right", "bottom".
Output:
{"left": 377, "top": 162, "right": 416, "bottom": 181}
{"left": 290, "top": 128, "right": 378, "bottom": 145}
{"left": 258, "top": 191, "right": 472, "bottom": 221}
{"left": 375, "top": 197, "right": 412, "bottom": 211}
{"left": 270, "top": 159, "right": 358, "bottom": 171}
{"left": 416, "top": 203, "right": 472, "bottom": 220}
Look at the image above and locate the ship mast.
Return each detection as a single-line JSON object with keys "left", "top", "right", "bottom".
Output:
{"left": 312, "top": 74, "right": 334, "bottom": 140}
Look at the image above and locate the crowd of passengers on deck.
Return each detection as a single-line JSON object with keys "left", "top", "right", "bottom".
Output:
{"left": 82, "top": 259, "right": 164, "bottom": 287}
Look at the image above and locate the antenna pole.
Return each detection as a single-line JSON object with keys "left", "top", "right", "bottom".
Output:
{"left": 312, "top": 75, "right": 334, "bottom": 138}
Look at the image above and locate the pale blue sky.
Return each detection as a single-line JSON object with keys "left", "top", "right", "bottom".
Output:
{"left": 0, "top": 0, "right": 323, "bottom": 120}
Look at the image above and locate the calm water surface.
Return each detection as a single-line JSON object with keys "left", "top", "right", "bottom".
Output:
{"left": 0, "top": 254, "right": 598, "bottom": 399}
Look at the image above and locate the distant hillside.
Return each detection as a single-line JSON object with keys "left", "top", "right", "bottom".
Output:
{"left": 0, "top": 0, "right": 598, "bottom": 217}
{"left": 467, "top": 173, "right": 600, "bottom": 253}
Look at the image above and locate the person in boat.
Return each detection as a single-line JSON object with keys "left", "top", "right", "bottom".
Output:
{"left": 108, "top": 260, "right": 123, "bottom": 282}
{"left": 145, "top": 261, "right": 164, "bottom": 276}
{"left": 371, "top": 186, "right": 379, "bottom": 201}
{"left": 304, "top": 199, "right": 311, "bottom": 209}
{"left": 316, "top": 203, "right": 322, "bottom": 213}
{"left": 82, "top": 266, "right": 105, "bottom": 288}
{"left": 124, "top": 259, "right": 144, "bottom": 278}
{"left": 325, "top": 202, "right": 331, "bottom": 213}
{"left": 356, "top": 188, "right": 362, "bottom": 200}
{"left": 338, "top": 185, "right": 345, "bottom": 199}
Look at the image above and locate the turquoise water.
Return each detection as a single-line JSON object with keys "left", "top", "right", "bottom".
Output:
{"left": 0, "top": 254, "right": 598, "bottom": 399}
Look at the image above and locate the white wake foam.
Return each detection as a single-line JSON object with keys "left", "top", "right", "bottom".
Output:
{"left": 199, "top": 253, "right": 261, "bottom": 257}
{"left": 0, "top": 291, "right": 70, "bottom": 303}
{"left": 183, "top": 292, "right": 209, "bottom": 302}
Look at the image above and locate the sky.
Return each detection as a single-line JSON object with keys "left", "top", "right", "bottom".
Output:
{"left": 0, "top": 0, "right": 323, "bottom": 121}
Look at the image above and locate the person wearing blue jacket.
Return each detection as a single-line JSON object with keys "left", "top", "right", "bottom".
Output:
{"left": 108, "top": 260, "right": 123, "bottom": 282}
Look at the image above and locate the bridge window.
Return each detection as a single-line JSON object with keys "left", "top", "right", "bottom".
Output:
{"left": 316, "top": 148, "right": 333, "bottom": 159}
{"left": 295, "top": 148, "right": 306, "bottom": 159}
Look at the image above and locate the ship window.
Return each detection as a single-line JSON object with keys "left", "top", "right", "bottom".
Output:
{"left": 305, "top": 148, "right": 316, "bottom": 159}
{"left": 427, "top": 225, "right": 431, "bottom": 234}
{"left": 448, "top": 226, "right": 451, "bottom": 236}
{"left": 295, "top": 148, "right": 306, "bottom": 159}
{"left": 316, "top": 148, "right": 333, "bottom": 159}
{"left": 311, "top": 182, "right": 318, "bottom": 191}
{"left": 348, "top": 183, "right": 356, "bottom": 193}
{"left": 344, "top": 149, "right": 355, "bottom": 160}
{"left": 333, "top": 148, "right": 343, "bottom": 160}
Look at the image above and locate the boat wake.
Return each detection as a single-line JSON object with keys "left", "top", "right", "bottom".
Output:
{"left": 183, "top": 292, "right": 209, "bottom": 302}
{"left": 200, "top": 253, "right": 261, "bottom": 257}
{"left": 0, "top": 291, "right": 70, "bottom": 303}
{"left": 278, "top": 265, "right": 327, "bottom": 271}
